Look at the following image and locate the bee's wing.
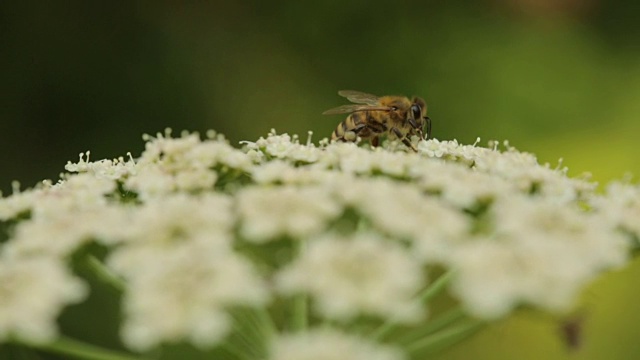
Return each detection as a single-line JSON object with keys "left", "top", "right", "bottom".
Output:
{"left": 322, "top": 104, "right": 392, "bottom": 115}
{"left": 337, "top": 90, "right": 380, "bottom": 105}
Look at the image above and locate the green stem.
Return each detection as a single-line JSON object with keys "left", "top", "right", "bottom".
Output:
{"left": 406, "top": 320, "right": 485, "bottom": 356}
{"left": 356, "top": 217, "right": 370, "bottom": 232}
{"left": 233, "top": 308, "right": 278, "bottom": 360}
{"left": 290, "top": 239, "right": 308, "bottom": 332}
{"left": 418, "top": 270, "right": 456, "bottom": 303}
{"left": 251, "top": 307, "right": 278, "bottom": 342}
{"left": 219, "top": 341, "right": 255, "bottom": 360}
{"left": 229, "top": 311, "right": 264, "bottom": 359}
{"left": 397, "top": 307, "right": 466, "bottom": 345}
{"left": 20, "top": 336, "right": 143, "bottom": 360}
{"left": 84, "top": 255, "right": 126, "bottom": 292}
{"left": 291, "top": 294, "right": 308, "bottom": 332}
{"left": 370, "top": 270, "right": 456, "bottom": 340}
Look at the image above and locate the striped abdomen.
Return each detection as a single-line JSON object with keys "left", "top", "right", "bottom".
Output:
{"left": 332, "top": 111, "right": 388, "bottom": 142}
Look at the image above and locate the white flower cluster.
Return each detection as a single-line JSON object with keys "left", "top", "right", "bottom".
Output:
{"left": 269, "top": 328, "right": 405, "bottom": 360}
{"left": 0, "top": 129, "right": 636, "bottom": 358}
{"left": 276, "top": 231, "right": 425, "bottom": 323}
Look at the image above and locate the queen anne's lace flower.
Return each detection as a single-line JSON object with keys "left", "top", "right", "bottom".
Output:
{"left": 334, "top": 178, "right": 470, "bottom": 246}
{"left": 251, "top": 160, "right": 332, "bottom": 185}
{"left": 5, "top": 204, "right": 130, "bottom": 258}
{"left": 115, "top": 242, "right": 269, "bottom": 351}
{"left": 595, "top": 181, "right": 640, "bottom": 241}
{"left": 0, "top": 129, "right": 635, "bottom": 358}
{"left": 269, "top": 328, "right": 406, "bottom": 360}
{"left": 1, "top": 175, "right": 128, "bottom": 258}
{"left": 237, "top": 186, "right": 343, "bottom": 242}
{"left": 276, "top": 231, "right": 426, "bottom": 323}
{"left": 0, "top": 256, "right": 87, "bottom": 343}
{"left": 0, "top": 173, "right": 116, "bottom": 221}
{"left": 64, "top": 151, "right": 136, "bottom": 181}
{"left": 449, "top": 195, "right": 629, "bottom": 318}
{"left": 243, "top": 130, "right": 323, "bottom": 163}
{"left": 118, "top": 131, "right": 253, "bottom": 199}
{"left": 105, "top": 193, "right": 235, "bottom": 271}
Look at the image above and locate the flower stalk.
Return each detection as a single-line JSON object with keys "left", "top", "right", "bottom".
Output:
{"left": 18, "top": 336, "right": 143, "bottom": 360}
{"left": 371, "top": 270, "right": 456, "bottom": 340}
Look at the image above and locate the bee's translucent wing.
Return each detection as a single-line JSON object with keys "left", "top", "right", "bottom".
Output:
{"left": 322, "top": 104, "right": 391, "bottom": 115}
{"left": 337, "top": 90, "right": 380, "bottom": 105}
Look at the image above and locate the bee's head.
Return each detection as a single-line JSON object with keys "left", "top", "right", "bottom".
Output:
{"left": 409, "top": 97, "right": 430, "bottom": 139}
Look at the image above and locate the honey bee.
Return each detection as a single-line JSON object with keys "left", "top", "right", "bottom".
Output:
{"left": 323, "top": 90, "right": 431, "bottom": 151}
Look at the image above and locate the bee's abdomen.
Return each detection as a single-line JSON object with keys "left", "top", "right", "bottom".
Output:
{"left": 332, "top": 112, "right": 365, "bottom": 141}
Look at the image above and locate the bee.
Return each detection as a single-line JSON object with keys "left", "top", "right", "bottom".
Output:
{"left": 323, "top": 90, "right": 432, "bottom": 151}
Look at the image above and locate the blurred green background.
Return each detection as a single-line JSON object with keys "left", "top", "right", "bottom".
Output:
{"left": 1, "top": 0, "right": 639, "bottom": 359}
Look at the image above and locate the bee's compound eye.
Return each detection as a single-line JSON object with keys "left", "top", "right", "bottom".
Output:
{"left": 411, "top": 105, "right": 421, "bottom": 120}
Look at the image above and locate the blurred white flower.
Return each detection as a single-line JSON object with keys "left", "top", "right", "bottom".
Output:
{"left": 334, "top": 178, "right": 470, "bottom": 255}
{"left": 428, "top": 165, "right": 515, "bottom": 209}
{"left": 269, "top": 328, "right": 406, "bottom": 360}
{"left": 0, "top": 184, "right": 43, "bottom": 220}
{"left": 125, "top": 162, "right": 218, "bottom": 199}
{"left": 99, "top": 192, "right": 252, "bottom": 350}
{"left": 237, "top": 186, "right": 342, "bottom": 242}
{"left": 449, "top": 195, "right": 629, "bottom": 318}
{"left": 115, "top": 241, "right": 269, "bottom": 351}
{"left": 276, "top": 232, "right": 425, "bottom": 323}
{"left": 0, "top": 129, "right": 635, "bottom": 356}
{"left": 0, "top": 174, "right": 128, "bottom": 258}
{"left": 0, "top": 256, "right": 87, "bottom": 343}
{"left": 0, "top": 173, "right": 116, "bottom": 221}
{"left": 107, "top": 193, "right": 234, "bottom": 273}
{"left": 250, "top": 160, "right": 337, "bottom": 185}
{"left": 123, "top": 131, "right": 252, "bottom": 199}
{"left": 5, "top": 204, "right": 130, "bottom": 258}
{"left": 596, "top": 181, "right": 640, "bottom": 239}
{"left": 317, "top": 142, "right": 371, "bottom": 174}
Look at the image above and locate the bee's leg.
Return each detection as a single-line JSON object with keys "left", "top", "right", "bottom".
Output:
{"left": 338, "top": 123, "right": 367, "bottom": 142}
{"left": 424, "top": 116, "right": 432, "bottom": 140}
{"left": 408, "top": 118, "right": 424, "bottom": 140}
{"left": 403, "top": 137, "right": 418, "bottom": 152}
{"left": 392, "top": 127, "right": 417, "bottom": 152}
{"left": 353, "top": 123, "right": 366, "bottom": 134}
{"left": 343, "top": 123, "right": 367, "bottom": 142}
{"left": 367, "top": 122, "right": 388, "bottom": 133}
{"left": 366, "top": 122, "right": 386, "bottom": 148}
{"left": 408, "top": 118, "right": 419, "bottom": 130}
